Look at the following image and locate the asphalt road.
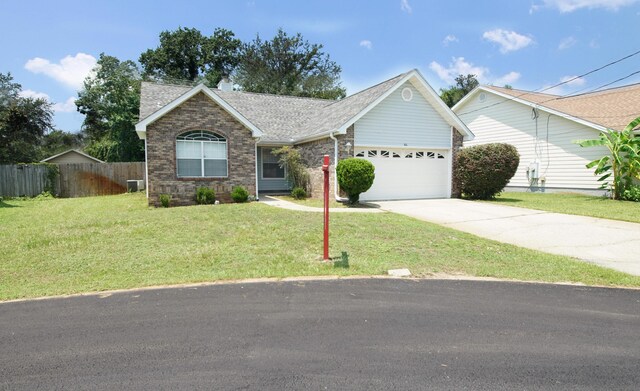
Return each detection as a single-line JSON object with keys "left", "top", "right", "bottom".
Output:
{"left": 1, "top": 279, "right": 639, "bottom": 390}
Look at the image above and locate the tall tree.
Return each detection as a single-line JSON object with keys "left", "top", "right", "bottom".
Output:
{"left": 76, "top": 54, "right": 143, "bottom": 162}
{"left": 234, "top": 28, "right": 346, "bottom": 99}
{"left": 40, "top": 130, "right": 85, "bottom": 158}
{"left": 0, "top": 73, "right": 54, "bottom": 163}
{"left": 440, "top": 74, "right": 479, "bottom": 107}
{"left": 139, "top": 27, "right": 241, "bottom": 86}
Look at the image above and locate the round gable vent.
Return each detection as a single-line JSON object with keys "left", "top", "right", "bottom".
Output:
{"left": 478, "top": 92, "right": 486, "bottom": 102}
{"left": 401, "top": 87, "right": 413, "bottom": 102}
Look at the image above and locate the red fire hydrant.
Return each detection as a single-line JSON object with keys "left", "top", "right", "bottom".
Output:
{"left": 322, "top": 154, "right": 330, "bottom": 261}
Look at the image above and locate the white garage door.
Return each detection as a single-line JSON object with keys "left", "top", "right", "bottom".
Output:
{"left": 354, "top": 148, "right": 450, "bottom": 201}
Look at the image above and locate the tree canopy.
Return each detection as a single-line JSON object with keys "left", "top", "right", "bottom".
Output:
{"left": 0, "top": 73, "right": 54, "bottom": 163}
{"left": 234, "top": 28, "right": 346, "bottom": 99}
{"left": 440, "top": 74, "right": 479, "bottom": 108}
{"left": 139, "top": 27, "right": 241, "bottom": 86}
{"left": 76, "top": 54, "right": 143, "bottom": 162}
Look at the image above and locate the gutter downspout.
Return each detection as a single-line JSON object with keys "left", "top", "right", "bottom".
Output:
{"left": 329, "top": 132, "right": 348, "bottom": 202}
{"left": 144, "top": 138, "right": 149, "bottom": 198}
{"left": 255, "top": 138, "right": 261, "bottom": 201}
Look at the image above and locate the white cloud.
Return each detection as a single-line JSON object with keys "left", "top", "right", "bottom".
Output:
{"left": 558, "top": 36, "right": 577, "bottom": 50}
{"left": 482, "top": 29, "right": 533, "bottom": 53}
{"left": 24, "top": 53, "right": 96, "bottom": 90}
{"left": 19, "top": 89, "right": 50, "bottom": 100}
{"left": 429, "top": 57, "right": 520, "bottom": 87}
{"left": 400, "top": 0, "right": 412, "bottom": 13}
{"left": 53, "top": 97, "right": 77, "bottom": 113}
{"left": 359, "top": 40, "right": 373, "bottom": 49}
{"left": 493, "top": 71, "right": 522, "bottom": 86}
{"left": 18, "top": 90, "right": 77, "bottom": 113}
{"left": 539, "top": 0, "right": 638, "bottom": 12}
{"left": 428, "top": 57, "right": 489, "bottom": 84}
{"left": 442, "top": 35, "right": 458, "bottom": 46}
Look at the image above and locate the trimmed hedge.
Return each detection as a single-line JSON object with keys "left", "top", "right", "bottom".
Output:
{"left": 336, "top": 158, "right": 375, "bottom": 204}
{"left": 454, "top": 143, "right": 520, "bottom": 200}
{"left": 231, "top": 186, "right": 249, "bottom": 203}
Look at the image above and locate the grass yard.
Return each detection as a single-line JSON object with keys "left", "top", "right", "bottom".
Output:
{"left": 1, "top": 192, "right": 639, "bottom": 301}
{"left": 489, "top": 192, "right": 640, "bottom": 224}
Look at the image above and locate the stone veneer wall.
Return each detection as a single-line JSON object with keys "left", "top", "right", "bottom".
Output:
{"left": 296, "top": 126, "right": 354, "bottom": 199}
{"left": 450, "top": 128, "right": 464, "bottom": 198}
{"left": 146, "top": 92, "right": 256, "bottom": 206}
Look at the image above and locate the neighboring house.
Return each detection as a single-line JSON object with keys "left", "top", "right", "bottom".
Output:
{"left": 41, "top": 149, "right": 104, "bottom": 164}
{"left": 453, "top": 83, "right": 640, "bottom": 194}
{"left": 135, "top": 69, "right": 473, "bottom": 206}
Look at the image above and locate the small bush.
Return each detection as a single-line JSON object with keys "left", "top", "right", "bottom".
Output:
{"left": 291, "top": 187, "right": 307, "bottom": 200}
{"left": 622, "top": 185, "right": 640, "bottom": 202}
{"left": 195, "top": 187, "right": 215, "bottom": 204}
{"left": 159, "top": 193, "right": 171, "bottom": 208}
{"left": 336, "top": 158, "right": 375, "bottom": 204}
{"left": 454, "top": 143, "right": 520, "bottom": 200}
{"left": 231, "top": 186, "right": 249, "bottom": 203}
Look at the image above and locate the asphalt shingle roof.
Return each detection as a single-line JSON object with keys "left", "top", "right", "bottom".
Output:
{"left": 139, "top": 71, "right": 409, "bottom": 142}
{"left": 484, "top": 84, "right": 640, "bottom": 131}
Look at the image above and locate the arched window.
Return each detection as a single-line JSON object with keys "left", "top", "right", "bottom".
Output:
{"left": 176, "top": 131, "right": 227, "bottom": 177}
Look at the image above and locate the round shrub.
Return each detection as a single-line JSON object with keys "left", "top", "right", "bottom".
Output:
{"left": 336, "top": 158, "right": 375, "bottom": 204}
{"left": 291, "top": 187, "right": 307, "bottom": 200}
{"left": 159, "top": 193, "right": 171, "bottom": 208}
{"left": 195, "top": 186, "right": 216, "bottom": 204}
{"left": 231, "top": 186, "right": 249, "bottom": 203}
{"left": 454, "top": 143, "right": 520, "bottom": 200}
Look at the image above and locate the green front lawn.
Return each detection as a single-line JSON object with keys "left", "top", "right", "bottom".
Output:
{"left": 1, "top": 192, "right": 639, "bottom": 301}
{"left": 273, "top": 195, "right": 348, "bottom": 208}
{"left": 489, "top": 192, "right": 640, "bottom": 224}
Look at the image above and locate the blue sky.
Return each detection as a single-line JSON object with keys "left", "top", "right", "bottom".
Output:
{"left": 1, "top": 0, "right": 639, "bottom": 133}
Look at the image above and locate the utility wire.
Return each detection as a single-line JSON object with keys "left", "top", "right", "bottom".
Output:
{"left": 456, "top": 48, "right": 640, "bottom": 116}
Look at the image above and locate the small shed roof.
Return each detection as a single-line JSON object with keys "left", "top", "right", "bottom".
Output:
{"left": 41, "top": 149, "right": 104, "bottom": 163}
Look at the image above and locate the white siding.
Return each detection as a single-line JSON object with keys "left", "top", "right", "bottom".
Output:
{"left": 456, "top": 92, "right": 608, "bottom": 190}
{"left": 354, "top": 81, "right": 451, "bottom": 148}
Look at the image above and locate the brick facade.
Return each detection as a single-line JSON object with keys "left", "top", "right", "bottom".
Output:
{"left": 146, "top": 92, "right": 256, "bottom": 206}
{"left": 296, "top": 126, "right": 354, "bottom": 198}
{"left": 450, "top": 128, "right": 464, "bottom": 198}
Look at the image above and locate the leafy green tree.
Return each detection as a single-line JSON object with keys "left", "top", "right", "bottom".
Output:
{"left": 234, "top": 28, "right": 346, "bottom": 99}
{"left": 440, "top": 74, "right": 479, "bottom": 107}
{"left": 139, "top": 27, "right": 241, "bottom": 86}
{"left": 40, "top": 130, "right": 85, "bottom": 158}
{"left": 578, "top": 116, "right": 640, "bottom": 200}
{"left": 0, "top": 73, "right": 54, "bottom": 163}
{"left": 76, "top": 54, "right": 143, "bottom": 162}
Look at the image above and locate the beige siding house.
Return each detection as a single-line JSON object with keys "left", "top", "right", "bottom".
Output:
{"left": 452, "top": 84, "right": 640, "bottom": 193}
{"left": 41, "top": 149, "right": 104, "bottom": 164}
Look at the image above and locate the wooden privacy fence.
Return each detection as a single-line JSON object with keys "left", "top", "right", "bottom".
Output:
{"left": 0, "top": 162, "right": 145, "bottom": 198}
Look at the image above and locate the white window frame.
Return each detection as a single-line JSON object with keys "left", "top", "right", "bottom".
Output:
{"left": 176, "top": 131, "right": 228, "bottom": 178}
{"left": 261, "top": 147, "right": 286, "bottom": 180}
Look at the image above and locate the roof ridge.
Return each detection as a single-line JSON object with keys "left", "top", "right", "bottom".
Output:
{"left": 217, "top": 89, "right": 333, "bottom": 103}
{"left": 322, "top": 71, "right": 410, "bottom": 109}
{"left": 484, "top": 85, "right": 560, "bottom": 98}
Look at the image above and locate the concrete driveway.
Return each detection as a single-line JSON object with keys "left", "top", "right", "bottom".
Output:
{"left": 373, "top": 199, "right": 640, "bottom": 276}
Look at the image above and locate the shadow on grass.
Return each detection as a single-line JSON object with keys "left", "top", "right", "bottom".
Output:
{"left": 0, "top": 200, "right": 20, "bottom": 208}
{"left": 490, "top": 198, "right": 523, "bottom": 203}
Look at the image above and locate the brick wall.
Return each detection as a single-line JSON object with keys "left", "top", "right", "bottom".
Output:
{"left": 450, "top": 128, "right": 464, "bottom": 198}
{"left": 146, "top": 92, "right": 256, "bottom": 206}
{"left": 296, "top": 126, "right": 354, "bottom": 198}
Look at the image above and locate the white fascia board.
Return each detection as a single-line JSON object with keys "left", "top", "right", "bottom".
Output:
{"left": 408, "top": 70, "right": 475, "bottom": 141}
{"left": 457, "top": 86, "right": 608, "bottom": 133}
{"left": 134, "top": 84, "right": 264, "bottom": 139}
{"left": 293, "top": 129, "right": 344, "bottom": 144}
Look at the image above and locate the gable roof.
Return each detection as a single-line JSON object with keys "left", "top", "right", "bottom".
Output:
{"left": 136, "top": 69, "right": 473, "bottom": 143}
{"left": 41, "top": 149, "right": 104, "bottom": 163}
{"left": 453, "top": 83, "right": 640, "bottom": 131}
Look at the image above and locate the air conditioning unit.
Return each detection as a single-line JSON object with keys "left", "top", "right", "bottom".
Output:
{"left": 127, "top": 179, "right": 145, "bottom": 192}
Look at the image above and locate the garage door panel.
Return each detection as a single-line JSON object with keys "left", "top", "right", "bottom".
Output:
{"left": 355, "top": 148, "right": 450, "bottom": 201}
